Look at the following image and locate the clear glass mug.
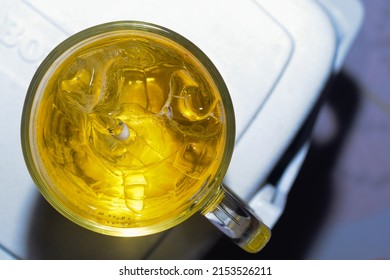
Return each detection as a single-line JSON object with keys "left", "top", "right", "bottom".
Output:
{"left": 21, "top": 21, "right": 270, "bottom": 253}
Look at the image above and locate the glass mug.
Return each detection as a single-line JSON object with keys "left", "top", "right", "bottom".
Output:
{"left": 21, "top": 21, "right": 270, "bottom": 253}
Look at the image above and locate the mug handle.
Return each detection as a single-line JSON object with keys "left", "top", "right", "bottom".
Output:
{"left": 201, "top": 184, "right": 271, "bottom": 253}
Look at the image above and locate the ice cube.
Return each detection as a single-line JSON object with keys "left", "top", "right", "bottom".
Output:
{"left": 124, "top": 173, "right": 147, "bottom": 213}
{"left": 117, "top": 69, "right": 148, "bottom": 109}
{"left": 173, "top": 140, "right": 214, "bottom": 179}
{"left": 169, "top": 69, "right": 217, "bottom": 122}
{"left": 144, "top": 161, "right": 181, "bottom": 198}
{"left": 61, "top": 68, "right": 91, "bottom": 94}
{"left": 58, "top": 57, "right": 104, "bottom": 113}
{"left": 123, "top": 40, "right": 155, "bottom": 68}
{"left": 145, "top": 66, "right": 175, "bottom": 114}
{"left": 70, "top": 148, "right": 124, "bottom": 197}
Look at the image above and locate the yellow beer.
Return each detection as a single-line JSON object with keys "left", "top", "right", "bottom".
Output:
{"left": 23, "top": 22, "right": 233, "bottom": 236}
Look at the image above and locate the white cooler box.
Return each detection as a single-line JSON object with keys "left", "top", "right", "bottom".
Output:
{"left": 0, "top": 0, "right": 363, "bottom": 259}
